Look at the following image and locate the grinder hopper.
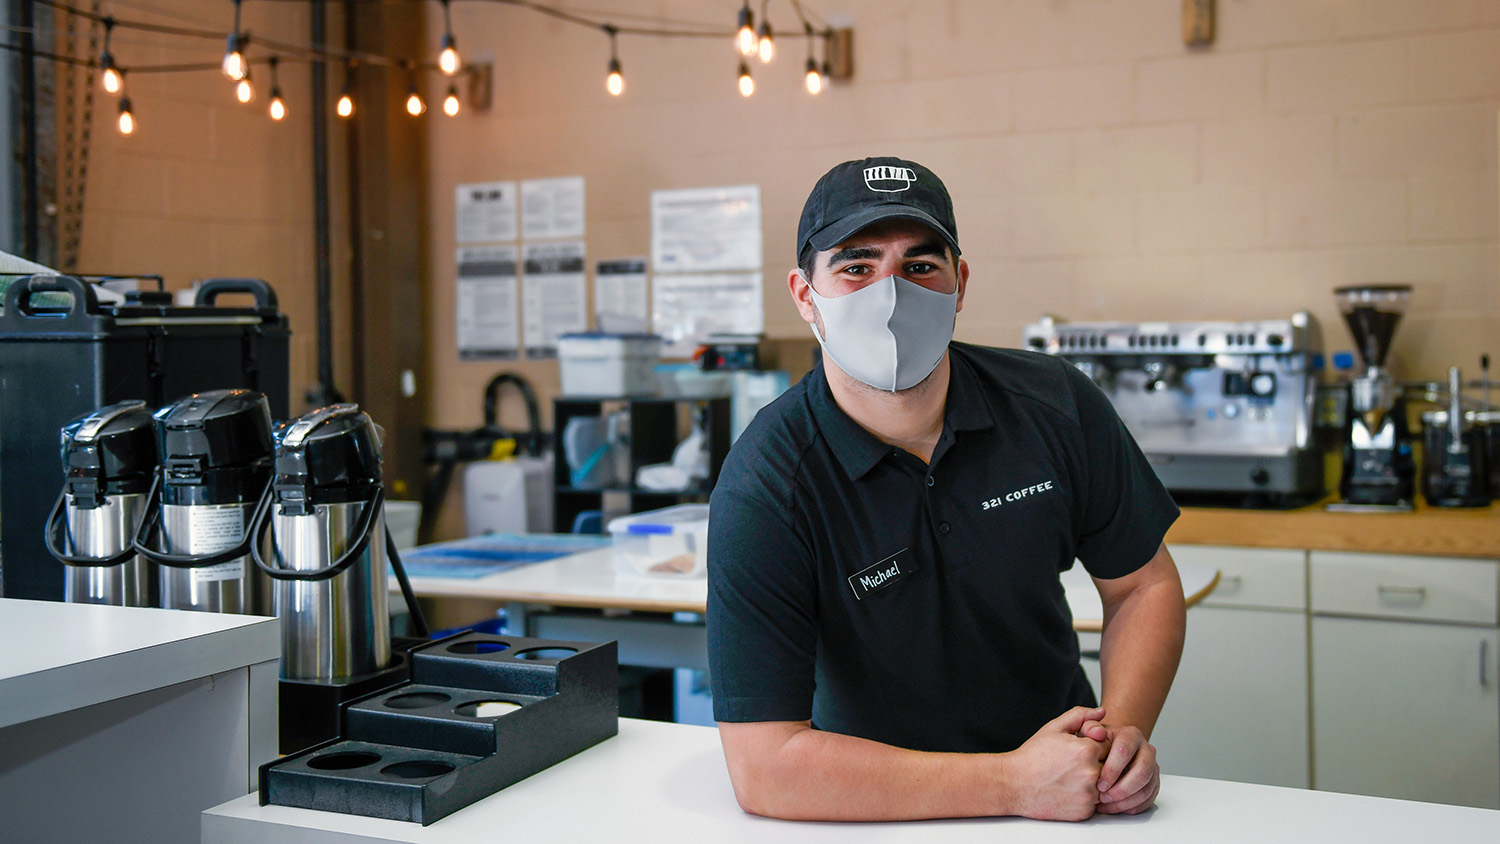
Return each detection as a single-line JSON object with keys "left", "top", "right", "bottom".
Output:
{"left": 1335, "top": 285, "right": 1411, "bottom": 433}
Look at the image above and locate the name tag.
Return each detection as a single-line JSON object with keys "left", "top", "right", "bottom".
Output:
{"left": 847, "top": 548, "right": 915, "bottom": 601}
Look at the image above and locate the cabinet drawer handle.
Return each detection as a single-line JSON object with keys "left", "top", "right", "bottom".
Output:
{"left": 1483, "top": 640, "right": 1490, "bottom": 689}
{"left": 1215, "top": 575, "right": 1243, "bottom": 592}
{"left": 1375, "top": 585, "right": 1426, "bottom": 602}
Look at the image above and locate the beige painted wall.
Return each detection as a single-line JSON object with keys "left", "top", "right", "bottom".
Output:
{"left": 422, "top": 0, "right": 1499, "bottom": 439}
{"left": 72, "top": 0, "right": 354, "bottom": 416}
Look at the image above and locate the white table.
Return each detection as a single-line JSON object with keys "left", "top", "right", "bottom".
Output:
{"left": 203, "top": 717, "right": 1500, "bottom": 843}
{"left": 0, "top": 598, "right": 279, "bottom": 844}
{"left": 400, "top": 547, "right": 1219, "bottom": 671}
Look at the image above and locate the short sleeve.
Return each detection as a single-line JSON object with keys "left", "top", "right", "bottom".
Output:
{"left": 1064, "top": 362, "right": 1180, "bottom": 579}
{"left": 706, "top": 485, "right": 820, "bottom": 723}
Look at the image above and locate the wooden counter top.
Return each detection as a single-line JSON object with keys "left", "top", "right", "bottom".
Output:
{"left": 1168, "top": 498, "right": 1500, "bottom": 559}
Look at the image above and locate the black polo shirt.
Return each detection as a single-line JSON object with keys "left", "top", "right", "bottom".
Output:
{"left": 706, "top": 342, "right": 1179, "bottom": 754}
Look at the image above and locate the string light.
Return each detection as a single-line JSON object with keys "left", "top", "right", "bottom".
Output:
{"left": 437, "top": 0, "right": 461, "bottom": 76}
{"left": 443, "top": 84, "right": 460, "bottom": 116}
{"left": 117, "top": 82, "right": 134, "bottom": 135}
{"left": 756, "top": 2, "right": 774, "bottom": 63}
{"left": 405, "top": 65, "right": 425, "bottom": 116}
{"left": 222, "top": 0, "right": 248, "bottom": 81}
{"left": 235, "top": 69, "right": 255, "bottom": 104}
{"left": 267, "top": 56, "right": 285, "bottom": 120}
{"left": 736, "top": 2, "right": 756, "bottom": 57}
{"left": 99, "top": 17, "right": 122, "bottom": 95}
{"left": 737, "top": 60, "right": 754, "bottom": 97}
{"left": 604, "top": 25, "right": 623, "bottom": 96}
{"left": 804, "top": 25, "right": 823, "bottom": 94}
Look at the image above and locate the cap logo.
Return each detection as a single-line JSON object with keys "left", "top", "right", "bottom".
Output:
{"left": 864, "top": 165, "right": 917, "bottom": 193}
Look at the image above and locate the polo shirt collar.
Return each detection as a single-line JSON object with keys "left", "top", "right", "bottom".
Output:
{"left": 807, "top": 348, "right": 997, "bottom": 481}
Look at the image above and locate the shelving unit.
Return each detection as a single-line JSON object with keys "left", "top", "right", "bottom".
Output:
{"left": 552, "top": 396, "right": 730, "bottom": 533}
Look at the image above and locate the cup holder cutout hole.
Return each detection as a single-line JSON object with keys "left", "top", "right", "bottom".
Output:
{"left": 457, "top": 700, "right": 523, "bottom": 718}
{"left": 384, "top": 691, "right": 452, "bottom": 710}
{"left": 447, "top": 640, "right": 511, "bottom": 655}
{"left": 381, "top": 760, "right": 455, "bottom": 780}
{"left": 307, "top": 751, "right": 381, "bottom": 771}
{"left": 514, "top": 647, "right": 577, "bottom": 661}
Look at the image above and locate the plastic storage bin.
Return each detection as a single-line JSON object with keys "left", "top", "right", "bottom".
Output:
{"left": 558, "top": 333, "right": 662, "bottom": 397}
{"left": 607, "top": 504, "right": 709, "bottom": 578}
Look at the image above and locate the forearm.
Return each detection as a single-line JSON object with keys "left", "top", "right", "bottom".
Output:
{"left": 1096, "top": 554, "right": 1186, "bottom": 737}
{"left": 721, "top": 722, "right": 1012, "bottom": 821}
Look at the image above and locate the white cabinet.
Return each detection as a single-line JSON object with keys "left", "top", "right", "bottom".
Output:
{"left": 1150, "top": 545, "right": 1310, "bottom": 788}
{"left": 1308, "top": 551, "right": 1500, "bottom": 809}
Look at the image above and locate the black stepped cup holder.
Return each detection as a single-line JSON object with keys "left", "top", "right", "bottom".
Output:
{"left": 260, "top": 634, "right": 618, "bottom": 825}
{"left": 344, "top": 684, "right": 551, "bottom": 757}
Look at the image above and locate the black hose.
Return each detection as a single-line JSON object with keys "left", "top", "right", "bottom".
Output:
{"left": 385, "top": 530, "right": 429, "bottom": 638}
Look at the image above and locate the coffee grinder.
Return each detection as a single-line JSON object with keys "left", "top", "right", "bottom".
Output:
{"left": 1331, "top": 285, "right": 1416, "bottom": 510}
{"left": 44, "top": 400, "right": 158, "bottom": 606}
{"left": 249, "top": 403, "right": 426, "bottom": 753}
{"left": 133, "top": 389, "right": 276, "bottom": 613}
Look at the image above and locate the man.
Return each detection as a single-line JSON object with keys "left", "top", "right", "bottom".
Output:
{"left": 705, "top": 157, "right": 1186, "bottom": 822}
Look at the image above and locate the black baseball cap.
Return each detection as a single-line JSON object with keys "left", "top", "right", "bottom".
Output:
{"left": 796, "top": 157, "right": 960, "bottom": 260}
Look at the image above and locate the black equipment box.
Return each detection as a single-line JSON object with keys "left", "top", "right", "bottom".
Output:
{"left": 0, "top": 275, "right": 290, "bottom": 600}
{"left": 261, "top": 632, "right": 619, "bottom": 825}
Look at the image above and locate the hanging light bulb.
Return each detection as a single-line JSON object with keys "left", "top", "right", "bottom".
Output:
{"left": 757, "top": 21, "right": 774, "bottom": 63}
{"left": 736, "top": 2, "right": 756, "bottom": 57}
{"left": 737, "top": 60, "right": 754, "bottom": 97}
{"left": 336, "top": 61, "right": 354, "bottom": 118}
{"left": 438, "top": 1, "right": 460, "bottom": 75}
{"left": 607, "top": 57, "right": 624, "bottom": 96}
{"left": 604, "top": 26, "right": 623, "bottom": 96}
{"left": 443, "top": 84, "right": 460, "bottom": 116}
{"left": 101, "top": 57, "right": 122, "bottom": 95}
{"left": 235, "top": 71, "right": 255, "bottom": 104}
{"left": 99, "top": 17, "right": 121, "bottom": 95}
{"left": 117, "top": 95, "right": 135, "bottom": 135}
{"left": 804, "top": 26, "right": 824, "bottom": 95}
{"left": 267, "top": 56, "right": 285, "bottom": 120}
{"left": 406, "top": 90, "right": 425, "bottom": 116}
{"left": 222, "top": 0, "right": 248, "bottom": 80}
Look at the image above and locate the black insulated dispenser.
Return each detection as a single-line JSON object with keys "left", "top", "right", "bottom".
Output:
{"left": 135, "top": 389, "right": 275, "bottom": 614}
{"left": 45, "top": 400, "right": 158, "bottom": 606}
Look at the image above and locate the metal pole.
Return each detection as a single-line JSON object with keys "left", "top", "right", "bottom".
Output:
{"left": 311, "top": 0, "right": 338, "bottom": 402}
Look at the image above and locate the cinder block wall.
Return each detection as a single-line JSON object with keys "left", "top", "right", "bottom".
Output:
{"left": 419, "top": 0, "right": 1499, "bottom": 439}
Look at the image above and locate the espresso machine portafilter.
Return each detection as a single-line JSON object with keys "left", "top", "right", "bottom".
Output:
{"left": 44, "top": 400, "right": 157, "bottom": 606}
{"left": 133, "top": 389, "right": 276, "bottom": 614}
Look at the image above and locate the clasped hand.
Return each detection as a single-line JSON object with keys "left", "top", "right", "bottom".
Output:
{"left": 1006, "top": 706, "right": 1160, "bottom": 821}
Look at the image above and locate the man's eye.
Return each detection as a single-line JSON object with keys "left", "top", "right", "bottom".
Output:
{"left": 906, "top": 262, "right": 937, "bottom": 274}
{"left": 840, "top": 264, "right": 869, "bottom": 275}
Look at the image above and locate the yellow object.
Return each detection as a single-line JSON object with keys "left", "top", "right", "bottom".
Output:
{"left": 488, "top": 438, "right": 517, "bottom": 461}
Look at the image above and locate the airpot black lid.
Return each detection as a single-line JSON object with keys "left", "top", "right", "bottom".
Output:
{"left": 60, "top": 400, "right": 157, "bottom": 482}
{"left": 273, "top": 404, "right": 382, "bottom": 504}
{"left": 154, "top": 388, "right": 274, "bottom": 470}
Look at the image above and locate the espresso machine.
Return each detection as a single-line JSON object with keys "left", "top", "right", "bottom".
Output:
{"left": 1330, "top": 285, "right": 1416, "bottom": 510}
{"left": 133, "top": 389, "right": 276, "bottom": 613}
{"left": 44, "top": 400, "right": 157, "bottom": 606}
{"left": 1023, "top": 312, "right": 1324, "bottom": 504}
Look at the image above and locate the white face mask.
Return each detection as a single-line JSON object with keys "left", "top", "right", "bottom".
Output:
{"left": 802, "top": 272, "right": 958, "bottom": 392}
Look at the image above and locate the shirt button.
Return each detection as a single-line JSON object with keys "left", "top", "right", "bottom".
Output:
{"left": 939, "top": 521, "right": 951, "bottom": 535}
{"left": 926, "top": 475, "right": 935, "bottom": 487}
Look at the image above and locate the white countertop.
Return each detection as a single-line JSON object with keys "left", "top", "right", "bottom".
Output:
{"left": 204, "top": 717, "right": 1500, "bottom": 843}
{"left": 0, "top": 598, "right": 278, "bottom": 729}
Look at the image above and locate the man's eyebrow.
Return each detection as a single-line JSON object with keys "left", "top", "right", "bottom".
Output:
{"left": 904, "top": 240, "right": 947, "bottom": 260}
{"left": 825, "top": 245, "right": 880, "bottom": 268}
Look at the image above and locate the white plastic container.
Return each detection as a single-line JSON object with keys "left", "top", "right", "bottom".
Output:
{"left": 558, "top": 333, "right": 662, "bottom": 397}
{"left": 607, "top": 503, "right": 709, "bottom": 578}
